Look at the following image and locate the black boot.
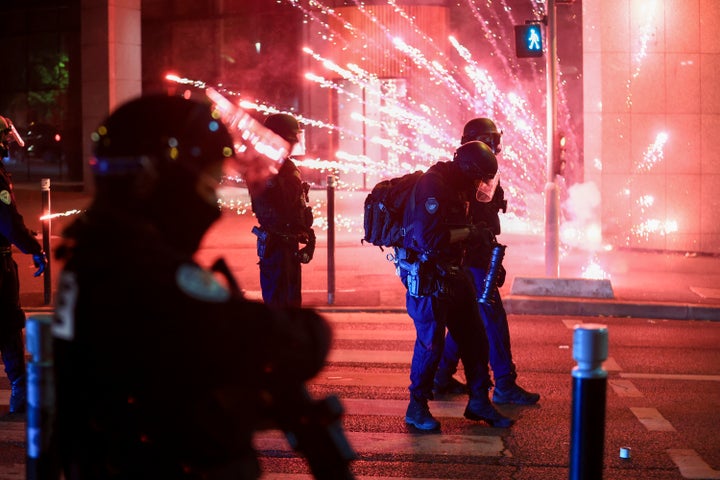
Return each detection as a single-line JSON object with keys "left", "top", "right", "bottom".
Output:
{"left": 433, "top": 376, "right": 469, "bottom": 395}
{"left": 9, "top": 375, "right": 26, "bottom": 414}
{"left": 492, "top": 376, "right": 540, "bottom": 405}
{"left": 405, "top": 396, "right": 440, "bottom": 431}
{"left": 464, "top": 396, "right": 514, "bottom": 428}
{"left": 1, "top": 330, "right": 27, "bottom": 414}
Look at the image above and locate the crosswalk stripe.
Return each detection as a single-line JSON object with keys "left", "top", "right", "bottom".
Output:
{"left": 328, "top": 349, "right": 411, "bottom": 364}
{"left": 261, "top": 475, "right": 451, "bottom": 480}
{"left": 331, "top": 328, "right": 415, "bottom": 341}
{"left": 0, "top": 464, "right": 24, "bottom": 479}
{"left": 630, "top": 407, "right": 676, "bottom": 432}
{"left": 255, "top": 430, "right": 504, "bottom": 457}
{"left": 340, "top": 398, "right": 465, "bottom": 418}
{"left": 0, "top": 422, "right": 24, "bottom": 443}
{"left": 311, "top": 370, "right": 409, "bottom": 387}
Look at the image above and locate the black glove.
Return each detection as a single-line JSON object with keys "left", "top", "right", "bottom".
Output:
{"left": 497, "top": 264, "right": 506, "bottom": 288}
{"left": 32, "top": 252, "right": 48, "bottom": 277}
{"left": 297, "top": 229, "right": 316, "bottom": 264}
{"left": 491, "top": 184, "right": 507, "bottom": 213}
{"left": 467, "top": 224, "right": 495, "bottom": 250}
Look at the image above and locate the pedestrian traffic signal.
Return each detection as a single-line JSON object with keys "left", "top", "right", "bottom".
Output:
{"left": 514, "top": 24, "right": 543, "bottom": 58}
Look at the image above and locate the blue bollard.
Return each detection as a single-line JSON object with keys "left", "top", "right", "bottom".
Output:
{"left": 569, "top": 323, "right": 608, "bottom": 480}
{"left": 25, "top": 315, "right": 58, "bottom": 480}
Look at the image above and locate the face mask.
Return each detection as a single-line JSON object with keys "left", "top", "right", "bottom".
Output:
{"left": 475, "top": 174, "right": 499, "bottom": 203}
{"left": 148, "top": 172, "right": 222, "bottom": 255}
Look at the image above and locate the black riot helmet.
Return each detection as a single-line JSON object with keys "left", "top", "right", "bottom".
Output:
{"left": 264, "top": 113, "right": 300, "bottom": 145}
{"left": 91, "top": 94, "right": 235, "bottom": 253}
{"left": 453, "top": 140, "right": 498, "bottom": 181}
{"left": 92, "top": 94, "right": 234, "bottom": 185}
{"left": 453, "top": 141, "right": 499, "bottom": 202}
{"left": 461, "top": 117, "right": 502, "bottom": 153}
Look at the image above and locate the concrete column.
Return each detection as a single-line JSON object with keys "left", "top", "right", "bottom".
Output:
{"left": 81, "top": 0, "right": 141, "bottom": 192}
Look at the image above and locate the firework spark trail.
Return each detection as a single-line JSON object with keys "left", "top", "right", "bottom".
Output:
{"left": 361, "top": 0, "right": 479, "bottom": 114}
{"left": 635, "top": 131, "right": 668, "bottom": 173}
{"left": 625, "top": 0, "right": 658, "bottom": 108}
{"left": 463, "top": 0, "right": 546, "bottom": 95}
{"left": 293, "top": 0, "right": 554, "bottom": 217}
{"left": 40, "top": 209, "right": 84, "bottom": 221}
{"left": 304, "top": 48, "right": 457, "bottom": 164}
{"left": 303, "top": 0, "right": 478, "bottom": 152}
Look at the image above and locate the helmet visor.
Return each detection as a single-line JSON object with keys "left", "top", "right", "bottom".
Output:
{"left": 290, "top": 129, "right": 306, "bottom": 156}
{"left": 475, "top": 133, "right": 502, "bottom": 154}
{"left": 475, "top": 173, "right": 499, "bottom": 203}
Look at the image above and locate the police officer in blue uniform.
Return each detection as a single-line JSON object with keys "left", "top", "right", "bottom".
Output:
{"left": 0, "top": 116, "right": 47, "bottom": 415}
{"left": 249, "top": 113, "right": 314, "bottom": 308}
{"left": 399, "top": 141, "right": 513, "bottom": 431}
{"left": 52, "top": 95, "right": 333, "bottom": 478}
{"left": 434, "top": 118, "right": 540, "bottom": 405}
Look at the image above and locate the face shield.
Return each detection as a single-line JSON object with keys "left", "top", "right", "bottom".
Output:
{"left": 206, "top": 88, "right": 290, "bottom": 189}
{"left": 290, "top": 129, "right": 306, "bottom": 157}
{"left": 1, "top": 118, "right": 25, "bottom": 148}
{"left": 475, "top": 173, "right": 499, "bottom": 203}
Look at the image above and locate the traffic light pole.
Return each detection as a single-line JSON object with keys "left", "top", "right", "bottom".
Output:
{"left": 544, "top": 0, "right": 560, "bottom": 278}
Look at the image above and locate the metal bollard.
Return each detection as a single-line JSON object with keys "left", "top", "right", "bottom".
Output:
{"left": 41, "top": 178, "right": 52, "bottom": 305}
{"left": 25, "top": 315, "right": 57, "bottom": 480}
{"left": 326, "top": 175, "right": 336, "bottom": 305}
{"left": 569, "top": 324, "right": 608, "bottom": 480}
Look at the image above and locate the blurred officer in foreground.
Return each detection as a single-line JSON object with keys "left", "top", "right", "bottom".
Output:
{"left": 0, "top": 116, "right": 47, "bottom": 415}
{"left": 397, "top": 141, "right": 513, "bottom": 431}
{"left": 434, "top": 118, "right": 540, "bottom": 405}
{"left": 52, "top": 95, "right": 335, "bottom": 479}
{"left": 249, "top": 113, "right": 314, "bottom": 308}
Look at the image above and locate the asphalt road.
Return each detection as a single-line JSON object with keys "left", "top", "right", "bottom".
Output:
{"left": 1, "top": 184, "right": 719, "bottom": 478}
{"left": 249, "top": 311, "right": 720, "bottom": 479}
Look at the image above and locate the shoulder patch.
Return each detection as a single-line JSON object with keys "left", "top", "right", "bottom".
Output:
{"left": 425, "top": 197, "right": 439, "bottom": 214}
{"left": 176, "top": 264, "right": 230, "bottom": 303}
{"left": 0, "top": 190, "right": 11, "bottom": 205}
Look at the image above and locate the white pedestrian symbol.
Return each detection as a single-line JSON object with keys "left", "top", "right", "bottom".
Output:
{"left": 528, "top": 28, "right": 541, "bottom": 50}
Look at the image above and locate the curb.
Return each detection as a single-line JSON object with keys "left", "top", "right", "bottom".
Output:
{"left": 503, "top": 295, "right": 720, "bottom": 321}
{"left": 27, "top": 301, "right": 720, "bottom": 322}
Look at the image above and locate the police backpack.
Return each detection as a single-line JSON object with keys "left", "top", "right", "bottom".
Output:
{"left": 362, "top": 171, "right": 423, "bottom": 249}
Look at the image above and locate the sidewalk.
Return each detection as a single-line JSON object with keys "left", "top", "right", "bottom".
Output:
{"left": 12, "top": 183, "right": 720, "bottom": 322}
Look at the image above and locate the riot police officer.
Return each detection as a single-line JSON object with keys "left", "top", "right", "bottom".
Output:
{"left": 52, "top": 95, "right": 333, "bottom": 479}
{"left": 434, "top": 118, "right": 540, "bottom": 405}
{"left": 398, "top": 141, "right": 513, "bottom": 431}
{"left": 0, "top": 116, "right": 47, "bottom": 415}
{"left": 249, "top": 113, "right": 315, "bottom": 308}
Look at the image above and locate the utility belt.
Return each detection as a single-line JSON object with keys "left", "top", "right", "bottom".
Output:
{"left": 393, "top": 248, "right": 460, "bottom": 298}
{"left": 252, "top": 226, "right": 303, "bottom": 259}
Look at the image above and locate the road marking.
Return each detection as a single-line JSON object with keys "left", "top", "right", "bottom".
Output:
{"left": 255, "top": 430, "right": 505, "bottom": 457}
{"left": 603, "top": 357, "right": 622, "bottom": 371}
{"left": 327, "top": 313, "right": 410, "bottom": 324}
{"left": 620, "top": 373, "right": 720, "bottom": 382}
{"left": 562, "top": 319, "right": 583, "bottom": 329}
{"left": 608, "top": 379, "right": 644, "bottom": 397}
{"left": 311, "top": 370, "right": 409, "bottom": 387}
{"left": 332, "top": 328, "right": 415, "bottom": 341}
{"left": 667, "top": 449, "right": 720, "bottom": 479}
{"left": 340, "top": 398, "right": 466, "bottom": 418}
{"left": 630, "top": 407, "right": 676, "bottom": 432}
{"left": 262, "top": 475, "right": 453, "bottom": 480}
{"left": 0, "top": 422, "right": 24, "bottom": 442}
{"left": 0, "top": 464, "right": 23, "bottom": 480}
{"left": 329, "top": 349, "right": 411, "bottom": 364}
